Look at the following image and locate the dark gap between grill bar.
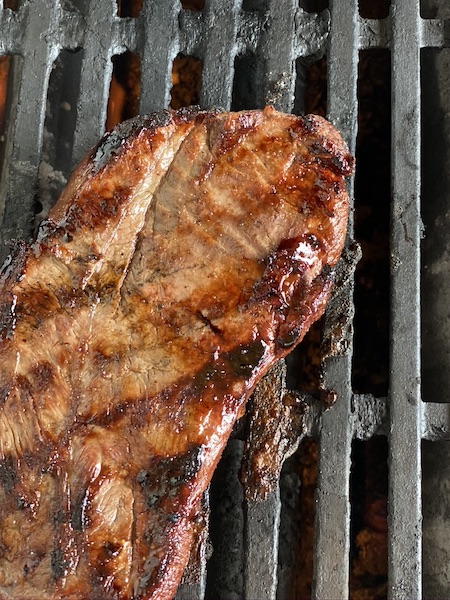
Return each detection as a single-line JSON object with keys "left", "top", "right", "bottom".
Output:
{"left": 38, "top": 49, "right": 83, "bottom": 225}
{"left": 0, "top": 55, "right": 13, "bottom": 169}
{"left": 420, "top": 25, "right": 450, "bottom": 598}
{"left": 2, "top": 0, "right": 18, "bottom": 9}
{"left": 276, "top": 51, "right": 328, "bottom": 600}
{"left": 116, "top": 0, "right": 143, "bottom": 17}
{"left": 0, "top": 51, "right": 29, "bottom": 254}
{"left": 420, "top": 46, "right": 450, "bottom": 403}
{"left": 278, "top": 438, "right": 318, "bottom": 600}
{"left": 299, "top": 0, "right": 329, "bottom": 13}
{"left": 358, "top": 0, "right": 391, "bottom": 19}
{"left": 170, "top": 54, "right": 203, "bottom": 110}
{"left": 294, "top": 56, "right": 327, "bottom": 118}
{"left": 106, "top": 51, "right": 141, "bottom": 131}
{"left": 420, "top": 0, "right": 450, "bottom": 19}
{"left": 422, "top": 438, "right": 450, "bottom": 598}
{"left": 180, "top": 0, "right": 205, "bottom": 10}
{"left": 231, "top": 53, "right": 265, "bottom": 111}
{"left": 350, "top": 437, "right": 388, "bottom": 599}
{"left": 204, "top": 440, "right": 245, "bottom": 600}
{"left": 0, "top": 57, "right": 7, "bottom": 131}
{"left": 352, "top": 48, "right": 391, "bottom": 398}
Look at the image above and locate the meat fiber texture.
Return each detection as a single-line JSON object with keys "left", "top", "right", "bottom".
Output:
{"left": 0, "top": 107, "right": 352, "bottom": 599}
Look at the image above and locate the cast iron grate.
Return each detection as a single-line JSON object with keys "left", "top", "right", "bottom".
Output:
{"left": 0, "top": 1, "right": 450, "bottom": 598}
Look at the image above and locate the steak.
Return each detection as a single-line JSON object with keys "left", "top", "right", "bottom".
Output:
{"left": 0, "top": 107, "right": 352, "bottom": 599}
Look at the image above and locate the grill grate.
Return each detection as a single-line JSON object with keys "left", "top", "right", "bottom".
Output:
{"left": 0, "top": 1, "right": 450, "bottom": 598}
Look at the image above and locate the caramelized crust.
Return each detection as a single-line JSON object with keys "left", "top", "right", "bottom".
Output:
{"left": 0, "top": 107, "right": 352, "bottom": 599}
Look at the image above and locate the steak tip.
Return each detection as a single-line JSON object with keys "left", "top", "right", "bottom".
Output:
{"left": 89, "top": 106, "right": 222, "bottom": 175}
{"left": 90, "top": 111, "right": 172, "bottom": 172}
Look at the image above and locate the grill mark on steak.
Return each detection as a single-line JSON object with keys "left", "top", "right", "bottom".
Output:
{"left": 0, "top": 107, "right": 352, "bottom": 599}
{"left": 0, "top": 456, "right": 17, "bottom": 493}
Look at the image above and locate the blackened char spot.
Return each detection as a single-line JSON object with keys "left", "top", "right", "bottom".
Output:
{"left": 0, "top": 239, "right": 29, "bottom": 285}
{"left": 71, "top": 489, "right": 88, "bottom": 532}
{"left": 0, "top": 291, "right": 17, "bottom": 340}
{"left": 0, "top": 383, "right": 13, "bottom": 404}
{"left": 50, "top": 547, "right": 68, "bottom": 580}
{"left": 138, "top": 445, "right": 202, "bottom": 511}
{"left": 330, "top": 152, "right": 354, "bottom": 176}
{"left": 0, "top": 457, "right": 17, "bottom": 492}
{"left": 298, "top": 114, "right": 319, "bottom": 136}
{"left": 321, "top": 263, "right": 332, "bottom": 278}
{"left": 22, "top": 550, "right": 44, "bottom": 577}
{"left": 310, "top": 141, "right": 354, "bottom": 176}
{"left": 29, "top": 361, "right": 55, "bottom": 393}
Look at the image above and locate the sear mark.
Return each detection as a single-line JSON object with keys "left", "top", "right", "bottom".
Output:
{"left": 50, "top": 547, "right": 68, "bottom": 580}
{"left": 29, "top": 361, "right": 55, "bottom": 393}
{"left": 0, "top": 456, "right": 17, "bottom": 492}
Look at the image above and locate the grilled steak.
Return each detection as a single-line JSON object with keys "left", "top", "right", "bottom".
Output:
{"left": 0, "top": 107, "right": 352, "bottom": 599}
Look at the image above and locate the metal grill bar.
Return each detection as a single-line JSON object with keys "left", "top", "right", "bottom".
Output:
{"left": 200, "top": 0, "right": 240, "bottom": 109}
{"left": 240, "top": 4, "right": 297, "bottom": 597}
{"left": 312, "top": 2, "right": 358, "bottom": 598}
{"left": 138, "top": 0, "right": 180, "bottom": 114}
{"left": 243, "top": 495, "right": 280, "bottom": 600}
{"left": 259, "top": 0, "right": 296, "bottom": 112}
{"left": 0, "top": 1, "right": 60, "bottom": 244}
{"left": 389, "top": 1, "right": 422, "bottom": 597}
{"left": 71, "top": 0, "right": 117, "bottom": 166}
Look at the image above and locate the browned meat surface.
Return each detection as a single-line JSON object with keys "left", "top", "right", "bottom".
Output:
{"left": 0, "top": 106, "right": 352, "bottom": 600}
